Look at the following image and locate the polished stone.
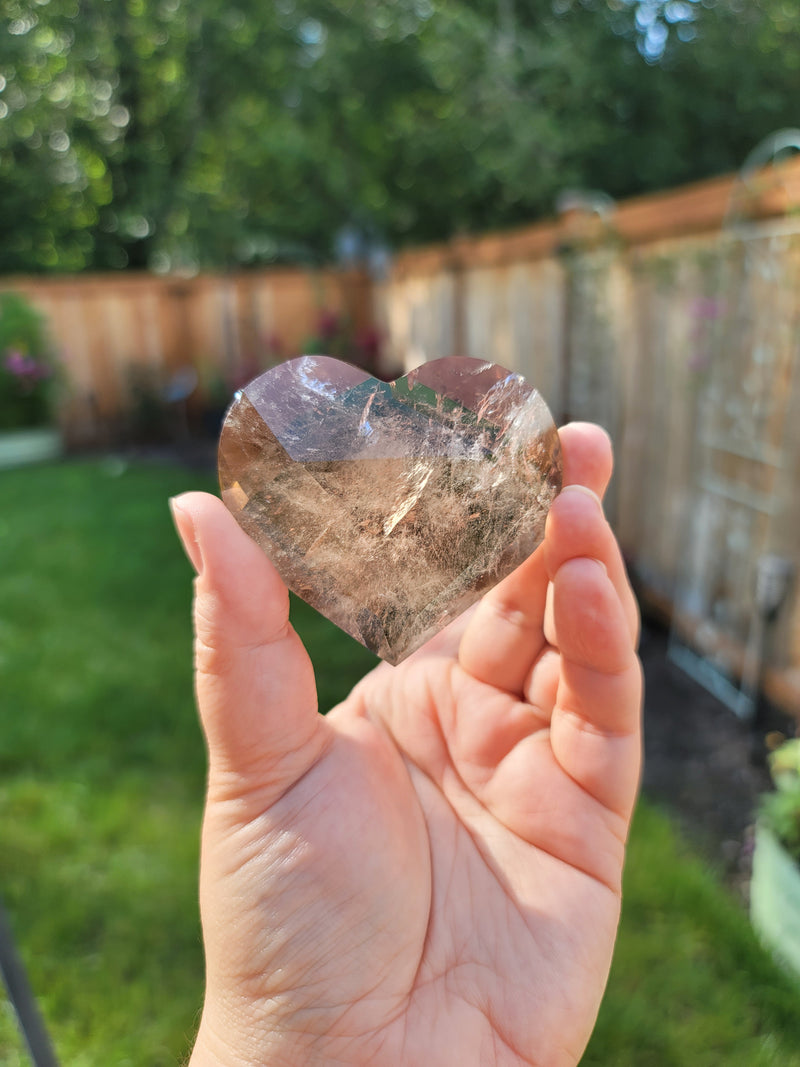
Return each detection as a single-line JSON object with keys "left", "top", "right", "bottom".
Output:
{"left": 218, "top": 356, "right": 562, "bottom": 664}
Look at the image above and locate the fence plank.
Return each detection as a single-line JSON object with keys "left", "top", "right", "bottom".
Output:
{"left": 0, "top": 268, "right": 374, "bottom": 442}
{"left": 5, "top": 159, "right": 800, "bottom": 715}
{"left": 377, "top": 161, "right": 800, "bottom": 717}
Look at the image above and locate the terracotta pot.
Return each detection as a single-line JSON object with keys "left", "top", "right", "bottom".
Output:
{"left": 751, "top": 822, "right": 800, "bottom": 981}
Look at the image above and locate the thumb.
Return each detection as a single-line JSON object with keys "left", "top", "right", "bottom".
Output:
{"left": 170, "top": 491, "right": 324, "bottom": 801}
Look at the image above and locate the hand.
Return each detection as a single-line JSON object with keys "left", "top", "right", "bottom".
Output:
{"left": 170, "top": 423, "right": 642, "bottom": 1067}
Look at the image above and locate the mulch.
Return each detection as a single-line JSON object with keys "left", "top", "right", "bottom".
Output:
{"left": 638, "top": 618, "right": 797, "bottom": 900}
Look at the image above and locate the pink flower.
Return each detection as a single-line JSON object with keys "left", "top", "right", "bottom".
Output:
{"left": 262, "top": 331, "right": 284, "bottom": 356}
{"left": 356, "top": 327, "right": 381, "bottom": 358}
{"left": 317, "top": 309, "right": 341, "bottom": 339}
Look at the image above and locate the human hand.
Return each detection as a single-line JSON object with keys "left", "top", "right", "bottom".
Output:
{"left": 170, "top": 422, "right": 642, "bottom": 1067}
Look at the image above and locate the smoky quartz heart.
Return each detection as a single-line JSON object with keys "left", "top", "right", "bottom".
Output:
{"left": 218, "top": 356, "right": 562, "bottom": 664}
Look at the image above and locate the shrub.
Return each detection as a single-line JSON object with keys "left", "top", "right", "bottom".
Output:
{"left": 0, "top": 292, "right": 56, "bottom": 430}
{"left": 760, "top": 737, "right": 800, "bottom": 864}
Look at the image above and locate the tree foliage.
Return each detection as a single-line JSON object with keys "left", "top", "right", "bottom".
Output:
{"left": 1, "top": 0, "right": 798, "bottom": 273}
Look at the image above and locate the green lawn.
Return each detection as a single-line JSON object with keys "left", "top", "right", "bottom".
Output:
{"left": 1, "top": 459, "right": 798, "bottom": 1065}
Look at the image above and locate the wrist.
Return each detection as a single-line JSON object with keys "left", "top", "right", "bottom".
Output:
{"left": 189, "top": 1010, "right": 308, "bottom": 1067}
{"left": 188, "top": 1021, "right": 241, "bottom": 1067}
{"left": 188, "top": 1016, "right": 258, "bottom": 1067}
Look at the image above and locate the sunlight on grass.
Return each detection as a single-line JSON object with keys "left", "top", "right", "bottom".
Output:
{"left": 1, "top": 459, "right": 798, "bottom": 1064}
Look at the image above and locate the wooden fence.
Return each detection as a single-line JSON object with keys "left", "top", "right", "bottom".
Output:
{"left": 0, "top": 267, "right": 374, "bottom": 445}
{"left": 376, "top": 156, "right": 800, "bottom": 717}
{"left": 4, "top": 156, "right": 800, "bottom": 715}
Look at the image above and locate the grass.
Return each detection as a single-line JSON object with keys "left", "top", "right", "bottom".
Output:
{"left": 586, "top": 803, "right": 800, "bottom": 1065}
{"left": 1, "top": 458, "right": 798, "bottom": 1065}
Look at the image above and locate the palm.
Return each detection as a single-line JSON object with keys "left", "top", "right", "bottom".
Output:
{"left": 180, "top": 424, "right": 642, "bottom": 1067}
{"left": 343, "top": 647, "right": 626, "bottom": 1065}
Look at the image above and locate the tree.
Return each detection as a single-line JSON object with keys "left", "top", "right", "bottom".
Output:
{"left": 0, "top": 0, "right": 798, "bottom": 273}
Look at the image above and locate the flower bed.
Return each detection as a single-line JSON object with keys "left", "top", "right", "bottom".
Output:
{"left": 0, "top": 291, "right": 60, "bottom": 466}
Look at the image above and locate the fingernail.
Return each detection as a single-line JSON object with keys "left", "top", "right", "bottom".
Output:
{"left": 561, "top": 484, "right": 604, "bottom": 512}
{"left": 169, "top": 496, "right": 204, "bottom": 576}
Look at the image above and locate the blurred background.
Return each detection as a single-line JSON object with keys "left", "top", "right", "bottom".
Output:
{"left": 2, "top": 0, "right": 800, "bottom": 1063}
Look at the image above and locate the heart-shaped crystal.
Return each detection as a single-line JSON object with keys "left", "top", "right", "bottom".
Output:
{"left": 218, "top": 356, "right": 562, "bottom": 664}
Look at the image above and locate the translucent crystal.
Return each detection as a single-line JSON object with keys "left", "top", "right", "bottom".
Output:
{"left": 218, "top": 356, "right": 562, "bottom": 664}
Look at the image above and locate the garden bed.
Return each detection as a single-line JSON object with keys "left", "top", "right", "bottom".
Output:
{"left": 638, "top": 618, "right": 797, "bottom": 899}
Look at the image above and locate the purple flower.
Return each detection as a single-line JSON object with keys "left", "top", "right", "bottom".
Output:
{"left": 4, "top": 350, "right": 28, "bottom": 375}
{"left": 690, "top": 297, "right": 725, "bottom": 321}
{"left": 3, "top": 349, "right": 52, "bottom": 390}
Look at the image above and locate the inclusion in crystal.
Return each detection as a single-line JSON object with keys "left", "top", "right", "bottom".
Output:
{"left": 218, "top": 356, "right": 562, "bottom": 664}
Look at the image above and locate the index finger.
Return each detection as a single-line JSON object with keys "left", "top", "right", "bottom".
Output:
{"left": 559, "top": 422, "right": 614, "bottom": 497}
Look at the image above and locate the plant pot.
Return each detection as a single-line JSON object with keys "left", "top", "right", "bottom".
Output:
{"left": 750, "top": 822, "right": 800, "bottom": 981}
{"left": 0, "top": 426, "right": 62, "bottom": 471}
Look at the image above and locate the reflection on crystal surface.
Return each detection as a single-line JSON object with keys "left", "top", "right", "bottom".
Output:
{"left": 218, "top": 356, "right": 562, "bottom": 664}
